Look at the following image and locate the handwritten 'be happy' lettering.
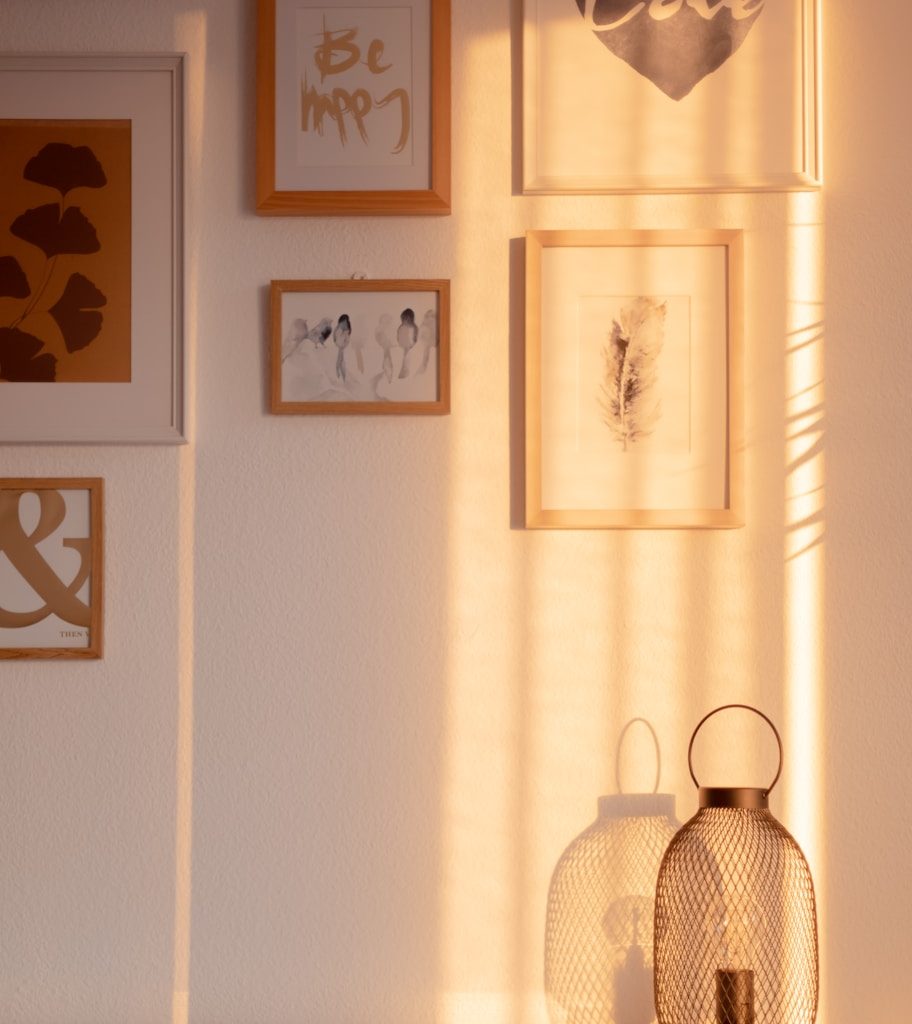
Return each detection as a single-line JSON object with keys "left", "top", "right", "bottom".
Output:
{"left": 582, "top": 0, "right": 764, "bottom": 31}
{"left": 313, "top": 27, "right": 392, "bottom": 79}
{"left": 301, "top": 25, "right": 411, "bottom": 154}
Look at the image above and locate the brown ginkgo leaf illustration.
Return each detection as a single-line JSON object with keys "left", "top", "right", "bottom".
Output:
{"left": 23, "top": 142, "right": 107, "bottom": 195}
{"left": 1, "top": 142, "right": 108, "bottom": 382}
{"left": 49, "top": 273, "right": 107, "bottom": 353}
{"left": 11, "top": 204, "right": 101, "bottom": 258}
{"left": 0, "top": 255, "right": 31, "bottom": 299}
{"left": 0, "top": 326, "right": 57, "bottom": 381}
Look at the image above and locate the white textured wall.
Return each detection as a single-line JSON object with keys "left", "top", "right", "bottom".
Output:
{"left": 0, "top": 2, "right": 910, "bottom": 1023}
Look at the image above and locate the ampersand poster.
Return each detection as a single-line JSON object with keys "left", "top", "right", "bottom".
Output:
{"left": 0, "top": 478, "right": 103, "bottom": 659}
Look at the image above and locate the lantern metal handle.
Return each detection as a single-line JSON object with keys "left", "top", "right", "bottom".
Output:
{"left": 687, "top": 704, "right": 783, "bottom": 794}
{"left": 615, "top": 717, "right": 661, "bottom": 794}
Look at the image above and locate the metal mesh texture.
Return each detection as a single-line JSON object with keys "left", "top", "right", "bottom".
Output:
{"left": 654, "top": 807, "right": 818, "bottom": 1024}
{"left": 545, "top": 805, "right": 678, "bottom": 1024}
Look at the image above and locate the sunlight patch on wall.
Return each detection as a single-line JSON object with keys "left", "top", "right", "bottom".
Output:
{"left": 171, "top": 11, "right": 206, "bottom": 1024}
{"left": 437, "top": 506, "right": 522, "bottom": 1019}
{"left": 438, "top": 23, "right": 522, "bottom": 1022}
{"left": 782, "top": 189, "right": 825, "bottom": 939}
{"left": 520, "top": 538, "right": 616, "bottom": 1024}
{"left": 527, "top": 533, "right": 692, "bottom": 1024}
{"left": 442, "top": 15, "right": 794, "bottom": 1024}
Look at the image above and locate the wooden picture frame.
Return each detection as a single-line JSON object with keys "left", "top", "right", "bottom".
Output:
{"left": 271, "top": 278, "right": 450, "bottom": 414}
{"left": 0, "top": 54, "right": 185, "bottom": 443}
{"left": 523, "top": 0, "right": 821, "bottom": 193}
{"left": 256, "top": 0, "right": 451, "bottom": 215}
{"left": 0, "top": 478, "right": 103, "bottom": 659}
{"left": 525, "top": 230, "right": 743, "bottom": 528}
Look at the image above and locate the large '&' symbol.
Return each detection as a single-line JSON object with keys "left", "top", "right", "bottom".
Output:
{"left": 0, "top": 489, "right": 92, "bottom": 628}
{"left": 577, "top": 0, "right": 765, "bottom": 101}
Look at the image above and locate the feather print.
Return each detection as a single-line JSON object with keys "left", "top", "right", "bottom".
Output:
{"left": 598, "top": 296, "right": 666, "bottom": 451}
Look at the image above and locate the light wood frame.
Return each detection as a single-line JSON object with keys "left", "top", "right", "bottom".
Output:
{"left": 525, "top": 230, "right": 743, "bottom": 529}
{"left": 270, "top": 278, "right": 450, "bottom": 414}
{"left": 0, "top": 54, "right": 185, "bottom": 443}
{"left": 524, "top": 0, "right": 822, "bottom": 193}
{"left": 0, "top": 478, "right": 104, "bottom": 659}
{"left": 256, "top": 0, "right": 451, "bottom": 215}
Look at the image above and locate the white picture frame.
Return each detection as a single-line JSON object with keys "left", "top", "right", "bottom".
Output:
{"left": 525, "top": 230, "right": 743, "bottom": 528}
{"left": 0, "top": 54, "right": 185, "bottom": 443}
{"left": 523, "top": 0, "right": 821, "bottom": 193}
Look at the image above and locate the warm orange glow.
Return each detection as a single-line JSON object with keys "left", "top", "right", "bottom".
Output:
{"left": 438, "top": 26, "right": 522, "bottom": 1018}
{"left": 782, "top": 188, "right": 825, "bottom": 1021}
{"left": 446, "top": 18, "right": 824, "bottom": 1024}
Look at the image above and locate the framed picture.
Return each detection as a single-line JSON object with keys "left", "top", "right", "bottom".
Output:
{"left": 0, "top": 54, "right": 185, "bottom": 443}
{"left": 525, "top": 230, "right": 743, "bottom": 528}
{"left": 256, "top": 0, "right": 451, "bottom": 215}
{"left": 523, "top": 0, "right": 821, "bottom": 193}
{"left": 0, "top": 478, "right": 103, "bottom": 659}
{"left": 271, "top": 278, "right": 449, "bottom": 414}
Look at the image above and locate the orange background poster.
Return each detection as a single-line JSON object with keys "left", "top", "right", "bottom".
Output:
{"left": 0, "top": 119, "right": 131, "bottom": 382}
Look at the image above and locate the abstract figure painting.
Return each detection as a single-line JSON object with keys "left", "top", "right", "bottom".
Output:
{"left": 0, "top": 54, "right": 185, "bottom": 444}
{"left": 525, "top": 230, "right": 743, "bottom": 528}
{"left": 257, "top": 0, "right": 451, "bottom": 215}
{"left": 0, "top": 120, "right": 131, "bottom": 383}
{"left": 523, "top": 0, "right": 821, "bottom": 192}
{"left": 0, "top": 478, "right": 103, "bottom": 659}
{"left": 271, "top": 279, "right": 449, "bottom": 414}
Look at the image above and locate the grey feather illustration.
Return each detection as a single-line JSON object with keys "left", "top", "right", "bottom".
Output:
{"left": 598, "top": 297, "right": 666, "bottom": 451}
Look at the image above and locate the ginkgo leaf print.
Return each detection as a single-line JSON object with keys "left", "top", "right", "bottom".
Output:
{"left": 23, "top": 142, "right": 107, "bottom": 195}
{"left": 1, "top": 120, "right": 132, "bottom": 382}
{"left": 49, "top": 272, "right": 107, "bottom": 353}
{"left": 0, "top": 326, "right": 57, "bottom": 381}
{"left": 10, "top": 203, "right": 101, "bottom": 258}
{"left": 598, "top": 296, "right": 667, "bottom": 451}
{"left": 0, "top": 256, "right": 30, "bottom": 299}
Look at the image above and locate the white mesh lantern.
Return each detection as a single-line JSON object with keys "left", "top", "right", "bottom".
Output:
{"left": 653, "top": 705, "right": 819, "bottom": 1024}
{"left": 545, "top": 721, "right": 679, "bottom": 1024}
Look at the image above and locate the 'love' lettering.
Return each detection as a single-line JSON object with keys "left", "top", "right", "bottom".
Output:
{"left": 582, "top": 0, "right": 764, "bottom": 32}
{"left": 577, "top": 0, "right": 765, "bottom": 100}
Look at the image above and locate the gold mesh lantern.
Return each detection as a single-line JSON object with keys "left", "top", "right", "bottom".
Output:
{"left": 654, "top": 706, "right": 819, "bottom": 1024}
{"left": 545, "top": 721, "right": 679, "bottom": 1024}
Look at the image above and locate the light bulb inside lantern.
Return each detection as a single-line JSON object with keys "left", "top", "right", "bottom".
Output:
{"left": 704, "top": 894, "right": 767, "bottom": 1024}
{"left": 704, "top": 893, "right": 767, "bottom": 969}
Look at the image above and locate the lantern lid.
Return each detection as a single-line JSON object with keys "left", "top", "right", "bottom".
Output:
{"left": 698, "top": 786, "right": 769, "bottom": 810}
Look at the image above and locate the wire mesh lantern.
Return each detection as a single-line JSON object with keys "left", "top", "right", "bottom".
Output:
{"left": 545, "top": 720, "right": 679, "bottom": 1024}
{"left": 654, "top": 705, "right": 818, "bottom": 1024}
